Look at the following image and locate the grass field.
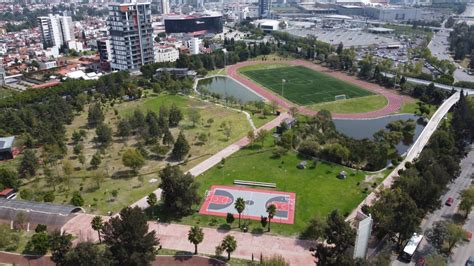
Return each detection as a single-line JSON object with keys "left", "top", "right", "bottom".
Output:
{"left": 157, "top": 137, "right": 382, "bottom": 236}
{"left": 309, "top": 95, "right": 388, "bottom": 114}
{"left": 240, "top": 65, "right": 374, "bottom": 105}
{"left": 20, "top": 94, "right": 262, "bottom": 214}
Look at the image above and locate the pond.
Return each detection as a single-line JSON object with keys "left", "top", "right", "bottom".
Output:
{"left": 333, "top": 114, "right": 426, "bottom": 155}
{"left": 197, "top": 76, "right": 263, "bottom": 104}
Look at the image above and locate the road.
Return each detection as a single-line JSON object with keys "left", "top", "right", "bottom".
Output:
{"left": 347, "top": 92, "right": 460, "bottom": 222}
{"left": 391, "top": 144, "right": 474, "bottom": 266}
{"left": 428, "top": 24, "right": 474, "bottom": 83}
{"left": 384, "top": 72, "right": 474, "bottom": 94}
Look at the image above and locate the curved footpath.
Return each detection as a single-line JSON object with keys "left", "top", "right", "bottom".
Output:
{"left": 227, "top": 60, "right": 404, "bottom": 119}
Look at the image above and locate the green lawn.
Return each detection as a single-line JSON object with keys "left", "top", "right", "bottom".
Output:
{"left": 159, "top": 139, "right": 372, "bottom": 237}
{"left": 397, "top": 100, "right": 437, "bottom": 117}
{"left": 240, "top": 65, "right": 374, "bottom": 105}
{"left": 309, "top": 95, "right": 388, "bottom": 114}
{"left": 20, "top": 94, "right": 256, "bottom": 214}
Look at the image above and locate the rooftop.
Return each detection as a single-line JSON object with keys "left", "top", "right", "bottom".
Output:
{"left": 0, "top": 136, "right": 15, "bottom": 151}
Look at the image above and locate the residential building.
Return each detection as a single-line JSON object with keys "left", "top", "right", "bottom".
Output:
{"left": 107, "top": 1, "right": 154, "bottom": 71}
{"left": 154, "top": 45, "right": 179, "bottom": 62}
{"left": 162, "top": 0, "right": 170, "bottom": 14}
{"left": 186, "top": 37, "right": 201, "bottom": 55}
{"left": 97, "top": 38, "right": 113, "bottom": 62}
{"left": 259, "top": 0, "right": 272, "bottom": 18}
{"left": 37, "top": 14, "right": 75, "bottom": 49}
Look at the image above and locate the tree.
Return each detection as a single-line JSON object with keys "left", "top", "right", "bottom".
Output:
{"left": 226, "top": 213, "right": 235, "bottom": 224}
{"left": 73, "top": 143, "right": 83, "bottom": 156}
{"left": 445, "top": 222, "right": 465, "bottom": 253}
{"left": 102, "top": 207, "right": 159, "bottom": 265}
{"left": 117, "top": 119, "right": 132, "bottom": 139}
{"left": 159, "top": 164, "right": 200, "bottom": 214}
{"left": 336, "top": 42, "right": 344, "bottom": 55}
{"left": 62, "top": 159, "right": 74, "bottom": 177}
{"left": 188, "top": 226, "right": 204, "bottom": 254}
{"left": 460, "top": 186, "right": 474, "bottom": 218}
{"left": 130, "top": 109, "right": 146, "bottom": 129}
{"left": 0, "top": 224, "right": 20, "bottom": 251}
{"left": 90, "top": 153, "right": 102, "bottom": 169}
{"left": 220, "top": 235, "right": 237, "bottom": 260}
{"left": 147, "top": 193, "right": 157, "bottom": 218}
{"left": 255, "top": 129, "right": 269, "bottom": 148}
{"left": 313, "top": 210, "right": 356, "bottom": 265}
{"left": 162, "top": 128, "right": 174, "bottom": 146}
{"left": 87, "top": 103, "right": 104, "bottom": 127}
{"left": 49, "top": 230, "right": 73, "bottom": 266}
{"left": 63, "top": 242, "right": 112, "bottom": 266}
{"left": 169, "top": 104, "right": 183, "bottom": 127}
{"left": 266, "top": 204, "right": 277, "bottom": 232}
{"left": 95, "top": 123, "right": 113, "bottom": 146}
{"left": 234, "top": 197, "right": 246, "bottom": 228}
{"left": 25, "top": 231, "right": 50, "bottom": 255}
{"left": 370, "top": 188, "right": 420, "bottom": 247}
{"left": 35, "top": 224, "right": 47, "bottom": 233}
{"left": 188, "top": 109, "right": 201, "bottom": 127}
{"left": 171, "top": 131, "right": 190, "bottom": 161}
{"left": 0, "top": 168, "right": 19, "bottom": 190}
{"left": 122, "top": 148, "right": 145, "bottom": 174}
{"left": 247, "top": 130, "right": 255, "bottom": 144}
{"left": 70, "top": 191, "right": 84, "bottom": 206}
{"left": 301, "top": 215, "right": 326, "bottom": 240}
{"left": 91, "top": 216, "right": 104, "bottom": 243}
{"left": 18, "top": 149, "right": 38, "bottom": 178}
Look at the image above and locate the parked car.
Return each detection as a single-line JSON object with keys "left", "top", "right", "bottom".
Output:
{"left": 465, "top": 232, "right": 472, "bottom": 242}
{"left": 445, "top": 197, "right": 454, "bottom": 206}
{"left": 466, "top": 256, "right": 474, "bottom": 266}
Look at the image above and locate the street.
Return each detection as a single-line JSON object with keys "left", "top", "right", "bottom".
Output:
{"left": 391, "top": 144, "right": 474, "bottom": 266}
{"left": 428, "top": 23, "right": 474, "bottom": 83}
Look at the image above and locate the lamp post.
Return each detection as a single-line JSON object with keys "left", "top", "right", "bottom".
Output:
{"left": 281, "top": 79, "right": 286, "bottom": 98}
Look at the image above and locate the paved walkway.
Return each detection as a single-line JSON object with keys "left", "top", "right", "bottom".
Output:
{"left": 226, "top": 60, "right": 404, "bottom": 119}
{"left": 62, "top": 213, "right": 314, "bottom": 265}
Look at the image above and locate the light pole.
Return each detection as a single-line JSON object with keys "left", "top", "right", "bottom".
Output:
{"left": 281, "top": 79, "right": 286, "bottom": 98}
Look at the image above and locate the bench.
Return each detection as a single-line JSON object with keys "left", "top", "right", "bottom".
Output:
{"left": 233, "top": 180, "right": 276, "bottom": 188}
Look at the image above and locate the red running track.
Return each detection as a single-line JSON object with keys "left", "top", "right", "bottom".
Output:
{"left": 226, "top": 60, "right": 404, "bottom": 119}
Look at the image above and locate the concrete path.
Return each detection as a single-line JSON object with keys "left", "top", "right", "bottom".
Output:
{"left": 62, "top": 212, "right": 314, "bottom": 265}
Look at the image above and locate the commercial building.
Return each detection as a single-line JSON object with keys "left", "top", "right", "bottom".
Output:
{"left": 254, "top": 19, "right": 280, "bottom": 33}
{"left": 154, "top": 45, "right": 179, "bottom": 62}
{"left": 259, "top": 0, "right": 272, "bottom": 18}
{"left": 164, "top": 12, "right": 224, "bottom": 34}
{"left": 37, "top": 14, "right": 75, "bottom": 49}
{"left": 107, "top": 1, "right": 154, "bottom": 71}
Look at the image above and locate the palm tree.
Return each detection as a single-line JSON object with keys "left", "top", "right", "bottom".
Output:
{"left": 147, "top": 192, "right": 158, "bottom": 218}
{"left": 234, "top": 197, "right": 246, "bottom": 228}
{"left": 266, "top": 204, "right": 277, "bottom": 232}
{"left": 220, "top": 235, "right": 237, "bottom": 260}
{"left": 188, "top": 226, "right": 204, "bottom": 254}
{"left": 91, "top": 215, "right": 103, "bottom": 243}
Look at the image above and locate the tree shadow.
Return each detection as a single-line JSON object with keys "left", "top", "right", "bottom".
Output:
{"left": 111, "top": 170, "right": 136, "bottom": 179}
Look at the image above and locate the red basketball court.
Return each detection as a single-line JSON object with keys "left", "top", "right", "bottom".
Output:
{"left": 199, "top": 185, "right": 296, "bottom": 224}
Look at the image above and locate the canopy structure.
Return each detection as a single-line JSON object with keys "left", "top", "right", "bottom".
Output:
{"left": 0, "top": 198, "right": 83, "bottom": 229}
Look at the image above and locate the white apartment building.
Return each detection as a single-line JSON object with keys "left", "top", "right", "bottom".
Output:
{"left": 162, "top": 0, "right": 170, "bottom": 14}
{"left": 154, "top": 45, "right": 179, "bottom": 62}
{"left": 37, "top": 14, "right": 75, "bottom": 49}
{"left": 186, "top": 37, "right": 201, "bottom": 55}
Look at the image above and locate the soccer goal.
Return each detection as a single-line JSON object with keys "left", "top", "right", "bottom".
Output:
{"left": 335, "top": 94, "right": 347, "bottom": 101}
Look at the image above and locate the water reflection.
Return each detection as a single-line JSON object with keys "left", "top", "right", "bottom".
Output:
{"left": 333, "top": 114, "right": 425, "bottom": 155}
{"left": 197, "top": 76, "right": 263, "bottom": 104}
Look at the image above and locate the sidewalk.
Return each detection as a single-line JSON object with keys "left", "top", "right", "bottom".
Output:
{"left": 61, "top": 214, "right": 314, "bottom": 265}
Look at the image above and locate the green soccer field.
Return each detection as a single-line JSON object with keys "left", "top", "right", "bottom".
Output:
{"left": 240, "top": 65, "right": 374, "bottom": 105}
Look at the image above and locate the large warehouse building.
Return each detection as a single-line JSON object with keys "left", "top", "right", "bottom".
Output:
{"left": 164, "top": 12, "right": 224, "bottom": 34}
